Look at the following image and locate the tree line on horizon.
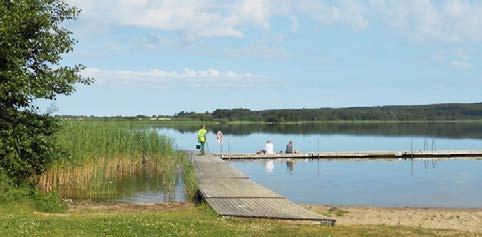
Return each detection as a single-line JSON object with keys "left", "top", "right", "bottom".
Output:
{"left": 53, "top": 103, "right": 482, "bottom": 122}
{"left": 173, "top": 103, "right": 482, "bottom": 122}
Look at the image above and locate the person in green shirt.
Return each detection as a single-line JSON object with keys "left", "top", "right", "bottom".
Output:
{"left": 197, "top": 125, "right": 207, "bottom": 155}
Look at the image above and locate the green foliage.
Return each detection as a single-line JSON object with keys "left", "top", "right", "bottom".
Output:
{"left": 0, "top": 110, "right": 61, "bottom": 182}
{"left": 1, "top": 169, "right": 64, "bottom": 213}
{"left": 0, "top": 0, "right": 91, "bottom": 183}
{"left": 174, "top": 103, "right": 482, "bottom": 122}
{"left": 32, "top": 190, "right": 66, "bottom": 213}
{"left": 0, "top": 1, "right": 91, "bottom": 106}
{"left": 0, "top": 170, "right": 27, "bottom": 203}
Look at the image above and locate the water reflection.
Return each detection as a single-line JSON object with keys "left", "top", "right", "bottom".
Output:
{"left": 286, "top": 159, "right": 295, "bottom": 173}
{"left": 155, "top": 123, "right": 482, "bottom": 153}
{"left": 232, "top": 159, "right": 482, "bottom": 208}
{"left": 39, "top": 157, "right": 186, "bottom": 204}
{"left": 262, "top": 159, "right": 299, "bottom": 174}
{"left": 150, "top": 122, "right": 482, "bottom": 139}
{"left": 265, "top": 160, "right": 274, "bottom": 173}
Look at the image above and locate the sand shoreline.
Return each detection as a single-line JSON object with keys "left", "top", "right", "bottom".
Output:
{"left": 303, "top": 204, "right": 482, "bottom": 233}
{"left": 67, "top": 201, "right": 481, "bottom": 233}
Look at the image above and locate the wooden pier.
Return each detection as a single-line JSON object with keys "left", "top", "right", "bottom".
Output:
{"left": 218, "top": 150, "right": 482, "bottom": 160}
{"left": 190, "top": 152, "right": 335, "bottom": 225}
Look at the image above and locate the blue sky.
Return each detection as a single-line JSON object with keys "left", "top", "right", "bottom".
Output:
{"left": 46, "top": 0, "right": 482, "bottom": 116}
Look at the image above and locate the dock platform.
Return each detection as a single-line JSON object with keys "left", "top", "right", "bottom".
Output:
{"left": 218, "top": 150, "right": 482, "bottom": 160}
{"left": 190, "top": 152, "right": 335, "bottom": 225}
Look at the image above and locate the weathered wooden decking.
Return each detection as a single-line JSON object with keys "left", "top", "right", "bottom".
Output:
{"left": 191, "top": 152, "right": 335, "bottom": 225}
{"left": 218, "top": 150, "right": 482, "bottom": 160}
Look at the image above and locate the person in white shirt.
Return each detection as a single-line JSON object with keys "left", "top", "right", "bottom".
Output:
{"left": 264, "top": 140, "right": 274, "bottom": 154}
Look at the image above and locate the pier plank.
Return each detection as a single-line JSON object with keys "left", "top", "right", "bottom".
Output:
{"left": 206, "top": 198, "right": 332, "bottom": 222}
{"left": 198, "top": 178, "right": 282, "bottom": 198}
{"left": 190, "top": 152, "right": 335, "bottom": 225}
{"left": 219, "top": 150, "right": 482, "bottom": 160}
{"left": 192, "top": 156, "right": 249, "bottom": 179}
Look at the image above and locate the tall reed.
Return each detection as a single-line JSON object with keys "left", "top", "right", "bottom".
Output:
{"left": 38, "top": 121, "right": 191, "bottom": 201}
{"left": 54, "top": 121, "right": 174, "bottom": 164}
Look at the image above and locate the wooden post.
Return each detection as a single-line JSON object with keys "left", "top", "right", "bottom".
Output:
{"left": 317, "top": 138, "right": 320, "bottom": 176}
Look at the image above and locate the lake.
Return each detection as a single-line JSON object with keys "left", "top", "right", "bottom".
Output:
{"left": 157, "top": 122, "right": 482, "bottom": 153}
{"left": 155, "top": 122, "right": 482, "bottom": 207}
{"left": 232, "top": 159, "right": 482, "bottom": 208}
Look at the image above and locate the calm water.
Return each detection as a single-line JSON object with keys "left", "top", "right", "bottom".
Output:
{"left": 232, "top": 159, "right": 482, "bottom": 208}
{"left": 51, "top": 165, "right": 187, "bottom": 204}
{"left": 154, "top": 122, "right": 482, "bottom": 207}
{"left": 157, "top": 122, "right": 482, "bottom": 153}
{"left": 117, "top": 172, "right": 186, "bottom": 204}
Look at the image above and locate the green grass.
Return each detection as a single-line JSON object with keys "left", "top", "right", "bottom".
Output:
{"left": 0, "top": 203, "right": 474, "bottom": 237}
{"left": 321, "top": 209, "right": 350, "bottom": 217}
{"left": 1, "top": 171, "right": 66, "bottom": 213}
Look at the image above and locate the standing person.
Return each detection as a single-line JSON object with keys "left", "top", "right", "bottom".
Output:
{"left": 264, "top": 140, "right": 274, "bottom": 155}
{"left": 197, "top": 125, "right": 207, "bottom": 155}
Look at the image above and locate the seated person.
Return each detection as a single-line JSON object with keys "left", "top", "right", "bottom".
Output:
{"left": 264, "top": 140, "right": 274, "bottom": 155}
{"left": 286, "top": 141, "right": 294, "bottom": 154}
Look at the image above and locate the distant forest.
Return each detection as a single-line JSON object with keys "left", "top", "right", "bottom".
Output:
{"left": 56, "top": 103, "right": 482, "bottom": 122}
{"left": 173, "top": 103, "right": 482, "bottom": 122}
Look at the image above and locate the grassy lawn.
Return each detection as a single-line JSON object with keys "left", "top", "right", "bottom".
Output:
{"left": 0, "top": 203, "right": 475, "bottom": 237}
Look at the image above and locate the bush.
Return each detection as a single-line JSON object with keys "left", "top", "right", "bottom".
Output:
{"left": 0, "top": 170, "right": 30, "bottom": 203}
{"left": 1, "top": 169, "right": 65, "bottom": 213}
{"left": 0, "top": 111, "right": 61, "bottom": 184}
{"left": 0, "top": 171, "right": 12, "bottom": 202}
{"left": 33, "top": 191, "right": 66, "bottom": 213}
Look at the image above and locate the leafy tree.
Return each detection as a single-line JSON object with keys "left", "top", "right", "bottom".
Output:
{"left": 0, "top": 0, "right": 91, "bottom": 183}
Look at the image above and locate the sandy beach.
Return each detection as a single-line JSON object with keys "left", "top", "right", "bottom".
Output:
{"left": 68, "top": 202, "right": 482, "bottom": 233}
{"left": 304, "top": 205, "right": 482, "bottom": 233}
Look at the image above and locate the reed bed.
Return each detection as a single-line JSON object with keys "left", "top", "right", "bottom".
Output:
{"left": 54, "top": 121, "right": 174, "bottom": 164}
{"left": 38, "top": 121, "right": 194, "bottom": 201}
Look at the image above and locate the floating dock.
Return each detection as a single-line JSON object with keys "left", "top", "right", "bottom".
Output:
{"left": 190, "top": 152, "right": 335, "bottom": 225}
{"left": 218, "top": 150, "right": 482, "bottom": 160}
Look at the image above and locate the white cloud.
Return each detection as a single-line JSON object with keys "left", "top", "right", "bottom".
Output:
{"left": 71, "top": 0, "right": 273, "bottom": 38}
{"left": 225, "top": 33, "right": 288, "bottom": 59}
{"left": 290, "top": 16, "right": 299, "bottom": 32}
{"left": 434, "top": 48, "right": 472, "bottom": 70}
{"left": 70, "top": 0, "right": 482, "bottom": 42}
{"left": 235, "top": 0, "right": 272, "bottom": 29}
{"left": 450, "top": 61, "right": 472, "bottom": 69}
{"left": 294, "top": 0, "right": 369, "bottom": 30}
{"left": 82, "top": 67, "right": 267, "bottom": 87}
{"left": 70, "top": 0, "right": 369, "bottom": 39}
{"left": 370, "top": 0, "right": 482, "bottom": 42}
